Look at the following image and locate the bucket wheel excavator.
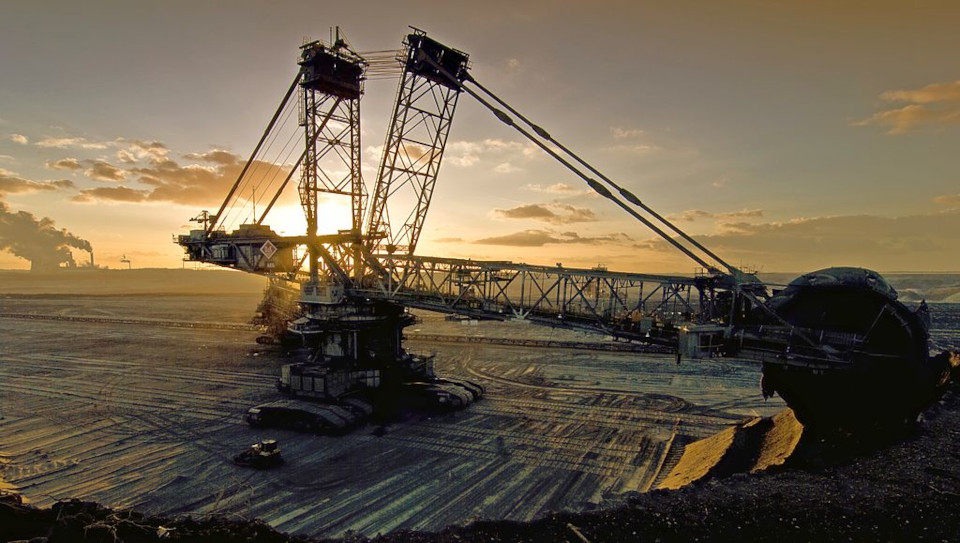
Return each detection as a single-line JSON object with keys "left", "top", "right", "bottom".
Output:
{"left": 178, "top": 28, "right": 948, "bottom": 433}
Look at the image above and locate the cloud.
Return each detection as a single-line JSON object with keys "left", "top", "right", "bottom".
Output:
{"left": 183, "top": 149, "right": 234, "bottom": 165}
{"left": 638, "top": 210, "right": 960, "bottom": 271}
{"left": 72, "top": 186, "right": 149, "bottom": 203}
{"left": 116, "top": 139, "right": 169, "bottom": 164}
{"left": 492, "top": 203, "right": 597, "bottom": 224}
{"left": 474, "top": 229, "right": 631, "bottom": 247}
{"left": 610, "top": 127, "right": 644, "bottom": 139}
{"left": 603, "top": 143, "right": 659, "bottom": 155}
{"left": 0, "top": 168, "right": 75, "bottom": 195}
{"left": 84, "top": 160, "right": 126, "bottom": 182}
{"left": 9, "top": 134, "right": 28, "bottom": 145}
{"left": 35, "top": 136, "right": 109, "bottom": 149}
{"left": 434, "top": 236, "right": 464, "bottom": 243}
{"left": 666, "top": 208, "right": 764, "bottom": 222}
{"left": 46, "top": 158, "right": 83, "bottom": 171}
{"left": 493, "top": 162, "right": 521, "bottom": 174}
{"left": 0, "top": 155, "right": 14, "bottom": 163}
{"left": 446, "top": 153, "right": 479, "bottom": 167}
{"left": 933, "top": 194, "right": 960, "bottom": 206}
{"left": 853, "top": 104, "right": 960, "bottom": 135}
{"left": 73, "top": 148, "right": 290, "bottom": 207}
{"left": 32, "top": 136, "right": 169, "bottom": 166}
{"left": 48, "top": 157, "right": 127, "bottom": 181}
{"left": 880, "top": 80, "right": 960, "bottom": 104}
{"left": 855, "top": 80, "right": 960, "bottom": 134}
{"left": 445, "top": 138, "right": 536, "bottom": 168}
{"left": 522, "top": 182, "right": 595, "bottom": 198}
{"left": 524, "top": 182, "right": 576, "bottom": 193}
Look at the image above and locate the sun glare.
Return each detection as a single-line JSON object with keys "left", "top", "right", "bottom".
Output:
{"left": 263, "top": 198, "right": 354, "bottom": 237}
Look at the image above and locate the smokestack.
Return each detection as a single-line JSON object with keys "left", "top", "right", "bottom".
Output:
{"left": 89, "top": 250, "right": 95, "bottom": 268}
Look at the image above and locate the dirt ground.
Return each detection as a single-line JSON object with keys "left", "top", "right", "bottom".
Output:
{"left": 1, "top": 269, "right": 959, "bottom": 542}
{"left": 0, "top": 277, "right": 785, "bottom": 539}
{"left": 362, "top": 384, "right": 960, "bottom": 543}
{"left": 3, "top": 385, "right": 959, "bottom": 542}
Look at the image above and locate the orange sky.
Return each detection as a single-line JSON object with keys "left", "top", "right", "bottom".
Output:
{"left": 1, "top": 1, "right": 959, "bottom": 273}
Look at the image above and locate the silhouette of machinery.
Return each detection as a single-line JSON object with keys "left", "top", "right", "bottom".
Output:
{"left": 178, "top": 28, "right": 939, "bottom": 430}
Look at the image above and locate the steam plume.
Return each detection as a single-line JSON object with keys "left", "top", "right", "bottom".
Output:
{"left": 0, "top": 200, "right": 93, "bottom": 271}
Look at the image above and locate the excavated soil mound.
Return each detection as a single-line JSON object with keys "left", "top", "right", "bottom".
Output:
{"left": 660, "top": 351, "right": 959, "bottom": 491}
{"left": 658, "top": 408, "right": 804, "bottom": 490}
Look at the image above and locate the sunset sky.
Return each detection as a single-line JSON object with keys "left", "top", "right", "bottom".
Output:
{"left": 1, "top": 1, "right": 959, "bottom": 273}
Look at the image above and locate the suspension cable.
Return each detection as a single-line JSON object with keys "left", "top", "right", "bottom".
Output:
{"left": 412, "top": 50, "right": 730, "bottom": 274}
{"left": 219, "top": 96, "right": 301, "bottom": 231}
{"left": 207, "top": 70, "right": 301, "bottom": 234}
{"left": 466, "top": 75, "right": 740, "bottom": 277}
{"left": 255, "top": 98, "right": 343, "bottom": 225}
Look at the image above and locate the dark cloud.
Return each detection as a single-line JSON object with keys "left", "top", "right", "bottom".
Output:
{"left": 474, "top": 229, "right": 631, "bottom": 247}
{"left": 183, "top": 149, "right": 238, "bottom": 166}
{"left": 0, "top": 200, "right": 91, "bottom": 271}
{"left": 48, "top": 157, "right": 128, "bottom": 181}
{"left": 84, "top": 160, "right": 126, "bottom": 182}
{"left": 46, "top": 158, "right": 83, "bottom": 171}
{"left": 0, "top": 169, "right": 75, "bottom": 195}
{"left": 492, "top": 203, "right": 596, "bottom": 224}
{"left": 73, "top": 148, "right": 292, "bottom": 208}
{"left": 72, "top": 186, "right": 149, "bottom": 203}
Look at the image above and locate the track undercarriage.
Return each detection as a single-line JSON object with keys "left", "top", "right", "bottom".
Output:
{"left": 265, "top": 287, "right": 483, "bottom": 432}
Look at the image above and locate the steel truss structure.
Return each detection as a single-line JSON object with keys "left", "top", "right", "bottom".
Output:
{"left": 352, "top": 255, "right": 730, "bottom": 340}
{"left": 298, "top": 94, "right": 362, "bottom": 234}
{"left": 176, "top": 28, "right": 940, "bottom": 430}
{"left": 364, "top": 30, "right": 468, "bottom": 257}
{"left": 296, "top": 38, "right": 366, "bottom": 283}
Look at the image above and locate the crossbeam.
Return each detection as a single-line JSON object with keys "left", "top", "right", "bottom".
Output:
{"left": 352, "top": 254, "right": 735, "bottom": 341}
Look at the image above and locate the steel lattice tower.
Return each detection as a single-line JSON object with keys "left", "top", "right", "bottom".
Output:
{"left": 297, "top": 38, "right": 366, "bottom": 282}
{"left": 365, "top": 30, "right": 469, "bottom": 257}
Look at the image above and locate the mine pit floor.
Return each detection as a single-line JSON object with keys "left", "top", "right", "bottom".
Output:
{"left": 0, "top": 294, "right": 789, "bottom": 538}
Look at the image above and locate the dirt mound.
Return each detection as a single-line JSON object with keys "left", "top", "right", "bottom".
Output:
{"left": 660, "top": 351, "right": 960, "bottom": 490}
{"left": 658, "top": 408, "right": 803, "bottom": 490}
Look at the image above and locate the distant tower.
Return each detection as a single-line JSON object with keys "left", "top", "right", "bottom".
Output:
{"left": 120, "top": 254, "right": 132, "bottom": 269}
